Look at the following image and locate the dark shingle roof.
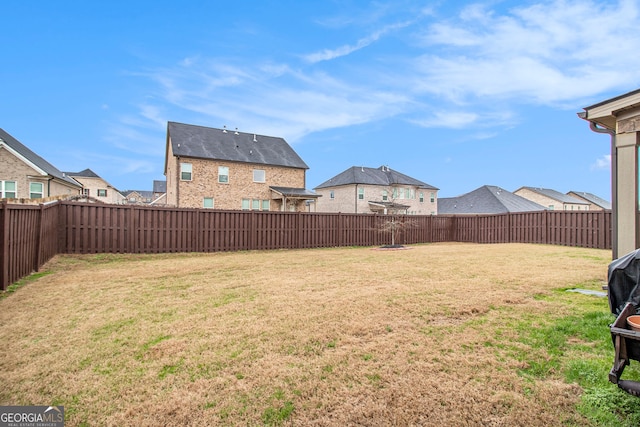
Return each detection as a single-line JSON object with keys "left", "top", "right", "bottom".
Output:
{"left": 65, "top": 168, "right": 101, "bottom": 178}
{"left": 568, "top": 191, "right": 611, "bottom": 209}
{"left": 438, "top": 185, "right": 547, "bottom": 214}
{"left": 167, "top": 122, "right": 308, "bottom": 169}
{"left": 153, "top": 180, "right": 167, "bottom": 193}
{"left": 0, "top": 128, "right": 81, "bottom": 187}
{"left": 518, "top": 187, "right": 589, "bottom": 205}
{"left": 314, "top": 166, "right": 438, "bottom": 190}
{"left": 270, "top": 186, "right": 319, "bottom": 198}
{"left": 122, "top": 190, "right": 154, "bottom": 199}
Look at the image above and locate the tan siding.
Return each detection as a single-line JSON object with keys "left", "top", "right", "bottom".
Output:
{"left": 316, "top": 184, "right": 438, "bottom": 214}
{"left": 515, "top": 189, "right": 588, "bottom": 211}
{"left": 166, "top": 141, "right": 178, "bottom": 206}
{"left": 0, "top": 147, "right": 80, "bottom": 199}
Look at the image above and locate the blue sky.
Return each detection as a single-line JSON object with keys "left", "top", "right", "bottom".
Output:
{"left": 3, "top": 0, "right": 640, "bottom": 199}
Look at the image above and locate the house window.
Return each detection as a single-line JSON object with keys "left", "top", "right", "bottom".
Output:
{"left": 83, "top": 188, "right": 90, "bottom": 197}
{"left": 97, "top": 189, "right": 107, "bottom": 197}
{"left": 419, "top": 192, "right": 424, "bottom": 203}
{"left": 29, "top": 182, "right": 44, "bottom": 199}
{"left": 330, "top": 190, "right": 335, "bottom": 199}
{"left": 409, "top": 189, "right": 414, "bottom": 199}
{"left": 382, "top": 190, "right": 388, "bottom": 201}
{"left": 548, "top": 205, "right": 554, "bottom": 210}
{"left": 393, "top": 188, "right": 398, "bottom": 199}
{"left": 262, "top": 200, "right": 270, "bottom": 211}
{"left": 358, "top": 188, "right": 364, "bottom": 200}
{"left": 218, "top": 166, "right": 229, "bottom": 183}
{"left": 203, "top": 197, "right": 214, "bottom": 208}
{"left": 252, "top": 199, "right": 260, "bottom": 210}
{"left": 0, "top": 180, "right": 16, "bottom": 198}
{"left": 180, "top": 163, "right": 192, "bottom": 181}
{"left": 430, "top": 192, "right": 435, "bottom": 203}
{"left": 253, "top": 169, "right": 265, "bottom": 183}
{"left": 242, "top": 199, "right": 250, "bottom": 210}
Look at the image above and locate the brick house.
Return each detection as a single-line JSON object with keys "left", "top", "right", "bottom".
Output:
{"left": 314, "top": 165, "right": 438, "bottom": 214}
{"left": 0, "top": 128, "right": 82, "bottom": 201}
{"left": 164, "top": 122, "right": 318, "bottom": 210}
{"left": 514, "top": 187, "right": 590, "bottom": 211}
{"left": 566, "top": 191, "right": 611, "bottom": 211}
{"left": 65, "top": 168, "right": 125, "bottom": 204}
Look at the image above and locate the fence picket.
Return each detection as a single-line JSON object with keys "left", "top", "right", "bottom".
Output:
{"left": 0, "top": 200, "right": 616, "bottom": 290}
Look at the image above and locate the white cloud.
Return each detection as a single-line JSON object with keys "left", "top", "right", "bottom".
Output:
{"left": 591, "top": 154, "right": 611, "bottom": 171}
{"left": 409, "top": 109, "right": 515, "bottom": 130}
{"left": 124, "top": 0, "right": 640, "bottom": 147}
{"left": 303, "top": 20, "right": 414, "bottom": 63}
{"left": 415, "top": 0, "right": 640, "bottom": 105}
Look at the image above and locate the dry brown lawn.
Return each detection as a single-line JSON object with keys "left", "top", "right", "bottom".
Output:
{"left": 0, "top": 243, "right": 611, "bottom": 426}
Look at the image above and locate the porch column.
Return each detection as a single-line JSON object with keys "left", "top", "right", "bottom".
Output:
{"left": 615, "top": 120, "right": 640, "bottom": 256}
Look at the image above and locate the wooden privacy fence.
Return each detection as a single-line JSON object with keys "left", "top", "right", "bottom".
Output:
{"left": 0, "top": 200, "right": 612, "bottom": 290}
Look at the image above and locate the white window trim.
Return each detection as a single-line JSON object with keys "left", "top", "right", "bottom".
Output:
{"left": 29, "top": 182, "right": 44, "bottom": 199}
{"left": 180, "top": 163, "right": 192, "bottom": 181}
{"left": 219, "top": 166, "right": 229, "bottom": 183}
{"left": 253, "top": 169, "right": 266, "bottom": 183}
{"left": 1, "top": 180, "right": 17, "bottom": 198}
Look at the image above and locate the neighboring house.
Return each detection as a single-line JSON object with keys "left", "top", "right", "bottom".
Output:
{"left": 438, "top": 185, "right": 546, "bottom": 214}
{"left": 0, "top": 128, "right": 82, "bottom": 201}
{"left": 65, "top": 169, "right": 125, "bottom": 204}
{"left": 122, "top": 190, "right": 154, "bottom": 205}
{"left": 164, "top": 122, "right": 318, "bottom": 211}
{"left": 314, "top": 165, "right": 438, "bottom": 215}
{"left": 567, "top": 191, "right": 611, "bottom": 211}
{"left": 151, "top": 180, "right": 167, "bottom": 206}
{"left": 514, "top": 187, "right": 590, "bottom": 211}
{"left": 153, "top": 180, "right": 166, "bottom": 200}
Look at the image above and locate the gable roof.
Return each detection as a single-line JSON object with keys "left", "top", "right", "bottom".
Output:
{"left": 517, "top": 187, "right": 589, "bottom": 205}
{"left": 438, "top": 185, "right": 546, "bottom": 214}
{"left": 65, "top": 168, "right": 101, "bottom": 178}
{"left": 270, "top": 186, "right": 319, "bottom": 198}
{"left": 153, "top": 180, "right": 167, "bottom": 193}
{"left": 122, "top": 190, "right": 154, "bottom": 199}
{"left": 166, "top": 122, "right": 308, "bottom": 170}
{"left": 314, "top": 166, "right": 438, "bottom": 190}
{"left": 0, "top": 128, "right": 81, "bottom": 187}
{"left": 568, "top": 191, "right": 611, "bottom": 210}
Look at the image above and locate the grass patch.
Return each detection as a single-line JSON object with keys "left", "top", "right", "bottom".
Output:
{"left": 0, "top": 271, "right": 52, "bottom": 300}
{"left": 1, "top": 243, "right": 636, "bottom": 425}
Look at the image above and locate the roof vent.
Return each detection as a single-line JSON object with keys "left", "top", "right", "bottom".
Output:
{"left": 222, "top": 125, "right": 227, "bottom": 133}
{"left": 253, "top": 134, "right": 257, "bottom": 142}
{"left": 235, "top": 127, "right": 239, "bottom": 135}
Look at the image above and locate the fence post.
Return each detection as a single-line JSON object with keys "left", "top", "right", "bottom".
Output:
{"left": 34, "top": 203, "right": 44, "bottom": 272}
{"left": 0, "top": 201, "right": 8, "bottom": 291}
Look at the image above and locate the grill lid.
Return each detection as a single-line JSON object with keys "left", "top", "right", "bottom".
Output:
{"left": 608, "top": 249, "right": 640, "bottom": 315}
